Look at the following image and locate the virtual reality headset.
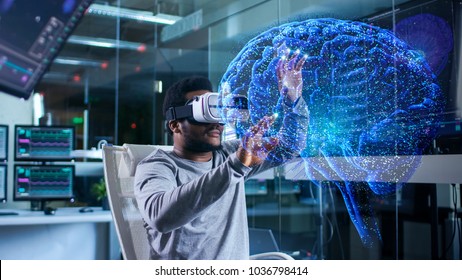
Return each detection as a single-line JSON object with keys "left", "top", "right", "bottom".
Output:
{"left": 166, "top": 92, "right": 249, "bottom": 124}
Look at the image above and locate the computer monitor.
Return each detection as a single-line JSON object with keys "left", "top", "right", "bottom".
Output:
{"left": 249, "top": 228, "right": 280, "bottom": 255}
{"left": 0, "top": 125, "right": 7, "bottom": 162}
{"left": 365, "top": 0, "right": 461, "bottom": 154}
{"left": 245, "top": 179, "right": 268, "bottom": 196}
{"left": 0, "top": 0, "right": 93, "bottom": 100}
{"left": 275, "top": 179, "right": 301, "bottom": 195}
{"left": 0, "top": 165, "right": 6, "bottom": 203}
{"left": 13, "top": 164, "right": 74, "bottom": 209}
{"left": 14, "top": 125, "right": 75, "bottom": 161}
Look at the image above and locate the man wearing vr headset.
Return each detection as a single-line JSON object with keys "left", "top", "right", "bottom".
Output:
{"left": 135, "top": 50, "right": 308, "bottom": 259}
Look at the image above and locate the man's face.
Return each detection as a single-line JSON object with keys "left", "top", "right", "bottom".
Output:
{"left": 177, "top": 90, "right": 224, "bottom": 152}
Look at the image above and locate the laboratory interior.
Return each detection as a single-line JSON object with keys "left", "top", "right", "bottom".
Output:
{"left": 0, "top": 0, "right": 461, "bottom": 260}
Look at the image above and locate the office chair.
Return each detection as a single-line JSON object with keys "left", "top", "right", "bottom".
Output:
{"left": 250, "top": 252, "right": 294, "bottom": 260}
{"left": 103, "top": 144, "right": 293, "bottom": 260}
{"left": 102, "top": 144, "right": 170, "bottom": 260}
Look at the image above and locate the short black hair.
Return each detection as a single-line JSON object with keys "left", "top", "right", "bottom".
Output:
{"left": 163, "top": 76, "right": 213, "bottom": 117}
{"left": 163, "top": 76, "right": 213, "bottom": 134}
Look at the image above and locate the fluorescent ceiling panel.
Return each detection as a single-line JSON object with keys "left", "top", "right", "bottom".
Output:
{"left": 87, "top": 3, "right": 182, "bottom": 25}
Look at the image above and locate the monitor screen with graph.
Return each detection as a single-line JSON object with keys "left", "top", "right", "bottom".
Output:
{"left": 13, "top": 164, "right": 74, "bottom": 202}
{"left": 0, "top": 125, "right": 8, "bottom": 161}
{"left": 245, "top": 179, "right": 268, "bottom": 196}
{"left": 0, "top": 165, "right": 7, "bottom": 202}
{"left": 14, "top": 125, "right": 74, "bottom": 161}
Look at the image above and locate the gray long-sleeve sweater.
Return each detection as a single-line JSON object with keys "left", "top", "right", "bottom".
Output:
{"left": 134, "top": 97, "right": 308, "bottom": 259}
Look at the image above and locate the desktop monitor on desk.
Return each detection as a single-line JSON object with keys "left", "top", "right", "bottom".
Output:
{"left": 249, "top": 228, "right": 280, "bottom": 255}
{"left": 0, "top": 165, "right": 6, "bottom": 203}
{"left": 245, "top": 179, "right": 269, "bottom": 196}
{"left": 13, "top": 164, "right": 75, "bottom": 210}
{"left": 14, "top": 125, "right": 75, "bottom": 161}
{"left": 275, "top": 179, "right": 301, "bottom": 195}
{"left": 0, "top": 125, "right": 8, "bottom": 162}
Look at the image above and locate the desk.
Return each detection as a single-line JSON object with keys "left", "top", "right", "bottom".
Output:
{"left": 0, "top": 207, "right": 120, "bottom": 260}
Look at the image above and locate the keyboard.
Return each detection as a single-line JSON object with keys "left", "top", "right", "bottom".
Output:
{"left": 0, "top": 212, "right": 19, "bottom": 216}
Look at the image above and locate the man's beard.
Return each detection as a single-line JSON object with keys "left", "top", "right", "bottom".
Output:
{"left": 184, "top": 137, "right": 222, "bottom": 153}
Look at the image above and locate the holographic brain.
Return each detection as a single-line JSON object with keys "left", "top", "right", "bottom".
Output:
{"left": 219, "top": 18, "right": 449, "bottom": 246}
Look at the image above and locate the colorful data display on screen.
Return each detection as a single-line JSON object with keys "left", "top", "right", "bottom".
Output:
{"left": 0, "top": 125, "right": 7, "bottom": 161}
{"left": 15, "top": 126, "right": 74, "bottom": 161}
{"left": 0, "top": 0, "right": 93, "bottom": 99}
{"left": 245, "top": 179, "right": 268, "bottom": 196}
{"left": 0, "top": 165, "right": 6, "bottom": 202}
{"left": 14, "top": 165, "right": 74, "bottom": 200}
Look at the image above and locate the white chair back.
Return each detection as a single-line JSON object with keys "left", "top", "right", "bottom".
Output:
{"left": 102, "top": 144, "right": 172, "bottom": 260}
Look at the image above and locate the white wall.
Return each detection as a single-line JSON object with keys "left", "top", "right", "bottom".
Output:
{"left": 0, "top": 92, "right": 33, "bottom": 209}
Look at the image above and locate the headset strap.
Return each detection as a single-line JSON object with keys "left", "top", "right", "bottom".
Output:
{"left": 166, "top": 105, "right": 193, "bottom": 121}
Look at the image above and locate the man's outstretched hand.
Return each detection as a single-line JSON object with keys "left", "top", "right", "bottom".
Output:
{"left": 237, "top": 114, "right": 278, "bottom": 167}
{"left": 276, "top": 44, "right": 307, "bottom": 102}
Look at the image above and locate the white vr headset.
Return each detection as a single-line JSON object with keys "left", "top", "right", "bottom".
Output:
{"left": 166, "top": 92, "right": 249, "bottom": 124}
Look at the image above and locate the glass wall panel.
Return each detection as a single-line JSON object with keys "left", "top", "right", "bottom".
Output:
{"left": 0, "top": 0, "right": 459, "bottom": 260}
{"left": 208, "top": 0, "right": 461, "bottom": 260}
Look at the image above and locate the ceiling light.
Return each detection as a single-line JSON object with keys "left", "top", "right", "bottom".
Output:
{"left": 54, "top": 57, "right": 105, "bottom": 67}
{"left": 86, "top": 3, "right": 182, "bottom": 25}
{"left": 68, "top": 35, "right": 147, "bottom": 51}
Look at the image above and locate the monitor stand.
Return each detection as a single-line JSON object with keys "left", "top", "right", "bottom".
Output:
{"left": 30, "top": 200, "right": 49, "bottom": 211}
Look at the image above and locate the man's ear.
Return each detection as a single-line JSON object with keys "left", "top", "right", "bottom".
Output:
{"left": 168, "top": 120, "right": 181, "bottom": 133}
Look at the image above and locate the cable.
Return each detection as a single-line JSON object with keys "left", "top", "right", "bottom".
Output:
{"left": 441, "top": 184, "right": 459, "bottom": 259}
{"left": 456, "top": 210, "right": 462, "bottom": 260}
{"left": 455, "top": 184, "right": 461, "bottom": 259}
{"left": 310, "top": 181, "right": 345, "bottom": 259}
{"left": 309, "top": 182, "right": 316, "bottom": 202}
{"left": 324, "top": 215, "right": 335, "bottom": 244}
{"left": 328, "top": 184, "right": 345, "bottom": 259}
{"left": 310, "top": 240, "right": 318, "bottom": 259}
{"left": 451, "top": 183, "right": 460, "bottom": 260}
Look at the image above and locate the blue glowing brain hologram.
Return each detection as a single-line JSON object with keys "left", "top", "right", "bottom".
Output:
{"left": 219, "top": 18, "right": 448, "bottom": 246}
